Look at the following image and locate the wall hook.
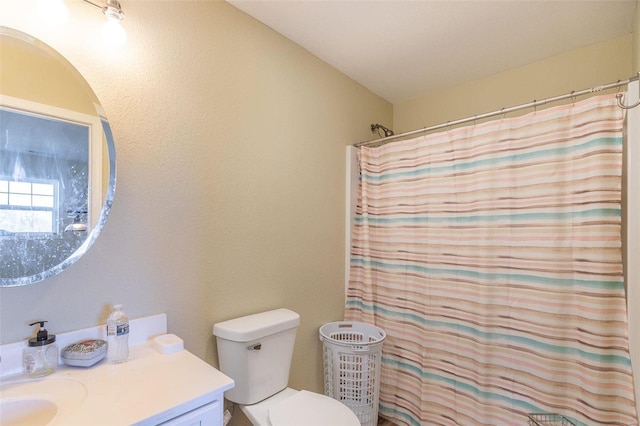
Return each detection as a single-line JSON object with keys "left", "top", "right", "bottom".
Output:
{"left": 616, "top": 72, "right": 640, "bottom": 110}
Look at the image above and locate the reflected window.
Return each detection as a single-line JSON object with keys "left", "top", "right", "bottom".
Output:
{"left": 1, "top": 105, "right": 90, "bottom": 236}
{"left": 0, "top": 178, "right": 57, "bottom": 233}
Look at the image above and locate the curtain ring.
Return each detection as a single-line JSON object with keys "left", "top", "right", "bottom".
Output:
{"left": 616, "top": 72, "right": 640, "bottom": 110}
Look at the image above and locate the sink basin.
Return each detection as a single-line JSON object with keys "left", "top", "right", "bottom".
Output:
{"left": 0, "top": 377, "right": 87, "bottom": 425}
{"left": 0, "top": 399, "right": 57, "bottom": 425}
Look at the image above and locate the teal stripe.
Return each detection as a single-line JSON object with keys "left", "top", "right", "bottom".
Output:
{"left": 382, "top": 355, "right": 541, "bottom": 411}
{"left": 350, "top": 257, "right": 625, "bottom": 290}
{"left": 347, "top": 300, "right": 631, "bottom": 367}
{"left": 378, "top": 404, "right": 584, "bottom": 426}
{"left": 354, "top": 208, "right": 621, "bottom": 225}
{"left": 362, "top": 137, "right": 622, "bottom": 182}
{"left": 380, "top": 355, "right": 586, "bottom": 426}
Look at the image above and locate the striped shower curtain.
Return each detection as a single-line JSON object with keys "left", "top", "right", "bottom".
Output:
{"left": 345, "top": 94, "right": 637, "bottom": 426}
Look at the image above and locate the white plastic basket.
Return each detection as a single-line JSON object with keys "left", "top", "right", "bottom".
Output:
{"left": 528, "top": 413, "right": 576, "bottom": 426}
{"left": 319, "top": 321, "right": 386, "bottom": 426}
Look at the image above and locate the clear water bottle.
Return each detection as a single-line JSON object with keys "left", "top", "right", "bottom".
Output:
{"left": 106, "top": 304, "right": 129, "bottom": 363}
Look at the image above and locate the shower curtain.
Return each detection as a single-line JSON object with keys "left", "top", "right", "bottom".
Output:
{"left": 345, "top": 94, "right": 637, "bottom": 426}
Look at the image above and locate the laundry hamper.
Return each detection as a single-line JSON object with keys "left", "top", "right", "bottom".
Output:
{"left": 319, "top": 321, "right": 386, "bottom": 426}
{"left": 527, "top": 413, "right": 576, "bottom": 426}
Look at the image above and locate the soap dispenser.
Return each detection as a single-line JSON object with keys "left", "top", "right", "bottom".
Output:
{"left": 24, "top": 321, "right": 58, "bottom": 377}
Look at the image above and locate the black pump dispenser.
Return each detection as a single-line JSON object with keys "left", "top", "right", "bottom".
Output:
{"left": 28, "top": 321, "right": 56, "bottom": 347}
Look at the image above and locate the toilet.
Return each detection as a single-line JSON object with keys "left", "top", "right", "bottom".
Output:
{"left": 213, "top": 308, "right": 360, "bottom": 426}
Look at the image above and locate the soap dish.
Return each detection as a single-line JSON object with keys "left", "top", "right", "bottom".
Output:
{"left": 62, "top": 339, "right": 107, "bottom": 367}
{"left": 153, "top": 334, "right": 184, "bottom": 354}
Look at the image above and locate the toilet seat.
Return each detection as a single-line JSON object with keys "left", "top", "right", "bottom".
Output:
{"left": 268, "top": 390, "right": 360, "bottom": 426}
{"left": 240, "top": 388, "right": 360, "bottom": 426}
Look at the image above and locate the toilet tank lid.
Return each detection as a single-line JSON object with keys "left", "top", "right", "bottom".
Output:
{"left": 213, "top": 308, "right": 300, "bottom": 342}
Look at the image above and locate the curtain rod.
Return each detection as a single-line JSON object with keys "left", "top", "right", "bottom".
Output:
{"left": 355, "top": 73, "right": 640, "bottom": 148}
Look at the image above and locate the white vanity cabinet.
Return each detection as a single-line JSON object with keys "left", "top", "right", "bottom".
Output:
{"left": 158, "top": 400, "right": 221, "bottom": 426}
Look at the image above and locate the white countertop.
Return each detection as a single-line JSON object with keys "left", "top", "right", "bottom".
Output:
{"left": 2, "top": 341, "right": 234, "bottom": 425}
{"left": 0, "top": 314, "right": 234, "bottom": 425}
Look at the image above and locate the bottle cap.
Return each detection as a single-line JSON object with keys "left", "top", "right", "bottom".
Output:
{"left": 28, "top": 321, "right": 56, "bottom": 346}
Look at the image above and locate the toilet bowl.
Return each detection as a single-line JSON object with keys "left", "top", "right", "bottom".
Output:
{"left": 241, "top": 387, "right": 359, "bottom": 426}
{"left": 213, "top": 308, "right": 360, "bottom": 426}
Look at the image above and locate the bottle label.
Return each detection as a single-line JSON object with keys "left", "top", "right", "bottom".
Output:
{"left": 107, "top": 323, "right": 129, "bottom": 336}
{"left": 116, "top": 323, "right": 129, "bottom": 336}
{"left": 24, "top": 353, "right": 36, "bottom": 373}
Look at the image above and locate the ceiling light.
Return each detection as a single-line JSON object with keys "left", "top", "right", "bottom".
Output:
{"left": 103, "top": 0, "right": 124, "bottom": 21}
{"left": 64, "top": 221, "right": 88, "bottom": 232}
{"left": 83, "top": 0, "right": 127, "bottom": 46}
{"left": 101, "top": 16, "right": 126, "bottom": 46}
{"left": 64, "top": 210, "right": 88, "bottom": 233}
{"left": 37, "top": 0, "right": 70, "bottom": 25}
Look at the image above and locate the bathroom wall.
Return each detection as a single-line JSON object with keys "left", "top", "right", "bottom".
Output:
{"left": 0, "top": 33, "right": 99, "bottom": 114}
{"left": 634, "top": 1, "right": 640, "bottom": 73}
{"left": 0, "top": 0, "right": 392, "bottom": 398}
{"left": 393, "top": 34, "right": 633, "bottom": 132}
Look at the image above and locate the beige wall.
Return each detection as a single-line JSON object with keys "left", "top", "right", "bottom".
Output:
{"left": 394, "top": 35, "right": 633, "bottom": 133}
{"left": 0, "top": 0, "right": 392, "bottom": 401}
{"left": 0, "top": 32, "right": 98, "bottom": 114}
{"left": 634, "top": 0, "right": 640, "bottom": 73}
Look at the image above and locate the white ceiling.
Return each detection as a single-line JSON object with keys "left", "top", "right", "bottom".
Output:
{"left": 227, "top": 0, "right": 637, "bottom": 104}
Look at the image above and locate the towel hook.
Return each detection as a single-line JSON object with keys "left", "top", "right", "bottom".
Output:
{"left": 616, "top": 72, "right": 640, "bottom": 110}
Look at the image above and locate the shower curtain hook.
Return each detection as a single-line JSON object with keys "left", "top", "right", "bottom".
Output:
{"left": 616, "top": 72, "right": 640, "bottom": 110}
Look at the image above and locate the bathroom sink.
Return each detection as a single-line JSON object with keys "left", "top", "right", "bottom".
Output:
{"left": 0, "top": 399, "right": 57, "bottom": 425}
{"left": 0, "top": 377, "right": 87, "bottom": 425}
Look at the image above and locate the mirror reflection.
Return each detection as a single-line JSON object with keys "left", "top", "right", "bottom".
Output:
{"left": 0, "top": 26, "right": 116, "bottom": 287}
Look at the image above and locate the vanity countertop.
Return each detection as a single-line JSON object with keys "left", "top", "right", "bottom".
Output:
{"left": 0, "top": 314, "right": 234, "bottom": 425}
{"left": 2, "top": 341, "right": 234, "bottom": 425}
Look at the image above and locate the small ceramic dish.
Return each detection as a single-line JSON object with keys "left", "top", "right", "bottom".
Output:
{"left": 62, "top": 339, "right": 107, "bottom": 367}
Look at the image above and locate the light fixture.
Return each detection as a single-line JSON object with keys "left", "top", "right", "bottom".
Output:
{"left": 83, "top": 0, "right": 127, "bottom": 46}
{"left": 64, "top": 210, "right": 88, "bottom": 233}
{"left": 37, "top": 0, "right": 70, "bottom": 25}
{"left": 103, "top": 0, "right": 125, "bottom": 21}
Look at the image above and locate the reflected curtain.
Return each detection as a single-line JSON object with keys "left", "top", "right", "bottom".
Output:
{"left": 345, "top": 94, "right": 637, "bottom": 426}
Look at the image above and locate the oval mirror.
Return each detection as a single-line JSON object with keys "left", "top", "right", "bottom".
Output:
{"left": 0, "top": 26, "right": 116, "bottom": 287}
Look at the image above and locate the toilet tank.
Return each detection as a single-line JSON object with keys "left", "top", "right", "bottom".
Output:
{"left": 213, "top": 308, "right": 300, "bottom": 405}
